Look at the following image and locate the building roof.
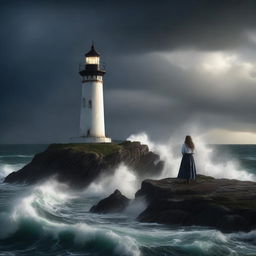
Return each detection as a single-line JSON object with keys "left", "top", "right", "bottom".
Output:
{"left": 85, "top": 44, "right": 100, "bottom": 57}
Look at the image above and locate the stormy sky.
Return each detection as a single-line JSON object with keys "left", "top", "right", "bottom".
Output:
{"left": 1, "top": 0, "right": 256, "bottom": 144}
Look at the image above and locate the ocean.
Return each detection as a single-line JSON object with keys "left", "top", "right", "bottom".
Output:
{"left": 0, "top": 143, "right": 256, "bottom": 256}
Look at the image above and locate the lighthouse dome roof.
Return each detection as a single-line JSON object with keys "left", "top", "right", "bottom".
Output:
{"left": 85, "top": 44, "right": 100, "bottom": 57}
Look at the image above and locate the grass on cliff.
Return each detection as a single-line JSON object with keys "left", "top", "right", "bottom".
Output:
{"left": 48, "top": 143, "right": 123, "bottom": 156}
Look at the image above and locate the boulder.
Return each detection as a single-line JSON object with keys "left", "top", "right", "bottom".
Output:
{"left": 135, "top": 175, "right": 256, "bottom": 232}
{"left": 90, "top": 190, "right": 130, "bottom": 213}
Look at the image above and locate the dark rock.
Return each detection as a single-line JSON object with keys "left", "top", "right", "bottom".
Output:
{"left": 135, "top": 175, "right": 256, "bottom": 232}
{"left": 90, "top": 190, "right": 130, "bottom": 213}
{"left": 4, "top": 141, "right": 164, "bottom": 188}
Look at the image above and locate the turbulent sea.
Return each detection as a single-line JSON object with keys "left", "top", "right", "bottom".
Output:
{"left": 0, "top": 141, "right": 256, "bottom": 256}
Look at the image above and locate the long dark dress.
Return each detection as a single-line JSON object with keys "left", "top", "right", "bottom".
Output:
{"left": 178, "top": 153, "right": 197, "bottom": 180}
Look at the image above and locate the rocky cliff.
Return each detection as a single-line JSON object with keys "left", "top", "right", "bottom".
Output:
{"left": 135, "top": 175, "right": 256, "bottom": 232}
{"left": 4, "top": 141, "right": 164, "bottom": 188}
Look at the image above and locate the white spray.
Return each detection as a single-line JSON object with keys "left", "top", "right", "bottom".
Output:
{"left": 128, "top": 132, "right": 256, "bottom": 181}
{"left": 84, "top": 164, "right": 139, "bottom": 198}
{"left": 81, "top": 131, "right": 256, "bottom": 200}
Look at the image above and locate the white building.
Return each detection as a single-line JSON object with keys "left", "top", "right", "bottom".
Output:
{"left": 78, "top": 45, "right": 111, "bottom": 143}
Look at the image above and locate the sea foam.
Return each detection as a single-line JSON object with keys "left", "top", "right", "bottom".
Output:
{"left": 84, "top": 163, "right": 140, "bottom": 198}
{"left": 128, "top": 132, "right": 256, "bottom": 181}
{"left": 1, "top": 178, "right": 141, "bottom": 256}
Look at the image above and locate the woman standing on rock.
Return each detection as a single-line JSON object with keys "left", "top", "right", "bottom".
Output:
{"left": 178, "top": 135, "right": 197, "bottom": 184}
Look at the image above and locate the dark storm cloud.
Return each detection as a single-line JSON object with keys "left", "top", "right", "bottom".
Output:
{"left": 0, "top": 0, "right": 256, "bottom": 143}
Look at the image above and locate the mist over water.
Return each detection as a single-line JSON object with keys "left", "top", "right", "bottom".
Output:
{"left": 128, "top": 132, "right": 256, "bottom": 181}
{"left": 0, "top": 163, "right": 24, "bottom": 179}
{"left": 0, "top": 138, "right": 256, "bottom": 255}
{"left": 84, "top": 164, "right": 139, "bottom": 198}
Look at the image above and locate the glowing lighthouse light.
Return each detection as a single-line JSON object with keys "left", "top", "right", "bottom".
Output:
{"left": 78, "top": 44, "right": 111, "bottom": 143}
{"left": 86, "top": 56, "right": 99, "bottom": 65}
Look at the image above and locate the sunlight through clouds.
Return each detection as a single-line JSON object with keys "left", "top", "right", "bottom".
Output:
{"left": 163, "top": 50, "right": 256, "bottom": 79}
{"left": 201, "top": 52, "right": 236, "bottom": 74}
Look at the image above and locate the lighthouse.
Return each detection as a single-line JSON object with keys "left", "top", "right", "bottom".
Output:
{"left": 78, "top": 44, "right": 111, "bottom": 143}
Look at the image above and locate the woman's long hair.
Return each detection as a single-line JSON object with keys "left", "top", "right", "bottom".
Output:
{"left": 185, "top": 135, "right": 195, "bottom": 150}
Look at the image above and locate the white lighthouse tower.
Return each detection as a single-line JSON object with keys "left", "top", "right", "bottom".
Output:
{"left": 78, "top": 44, "right": 111, "bottom": 143}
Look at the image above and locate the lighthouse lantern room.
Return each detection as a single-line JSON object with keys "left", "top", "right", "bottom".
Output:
{"left": 78, "top": 45, "right": 111, "bottom": 143}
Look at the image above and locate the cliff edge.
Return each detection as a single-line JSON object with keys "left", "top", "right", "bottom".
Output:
{"left": 135, "top": 175, "right": 256, "bottom": 232}
{"left": 4, "top": 141, "right": 164, "bottom": 188}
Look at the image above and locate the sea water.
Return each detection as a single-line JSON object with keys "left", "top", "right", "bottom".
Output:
{"left": 0, "top": 138, "right": 256, "bottom": 256}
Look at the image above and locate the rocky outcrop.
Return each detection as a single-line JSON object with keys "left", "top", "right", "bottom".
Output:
{"left": 90, "top": 190, "right": 130, "bottom": 213}
{"left": 4, "top": 141, "right": 164, "bottom": 188}
{"left": 135, "top": 175, "right": 256, "bottom": 232}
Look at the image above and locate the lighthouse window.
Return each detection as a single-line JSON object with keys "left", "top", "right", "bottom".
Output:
{"left": 86, "top": 56, "right": 99, "bottom": 65}
{"left": 89, "top": 100, "right": 92, "bottom": 108}
{"left": 82, "top": 98, "right": 86, "bottom": 108}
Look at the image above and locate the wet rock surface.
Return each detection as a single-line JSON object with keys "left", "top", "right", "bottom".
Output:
{"left": 90, "top": 190, "right": 130, "bottom": 213}
{"left": 135, "top": 175, "right": 256, "bottom": 232}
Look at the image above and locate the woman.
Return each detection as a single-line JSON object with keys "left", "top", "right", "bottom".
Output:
{"left": 177, "top": 135, "right": 197, "bottom": 184}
